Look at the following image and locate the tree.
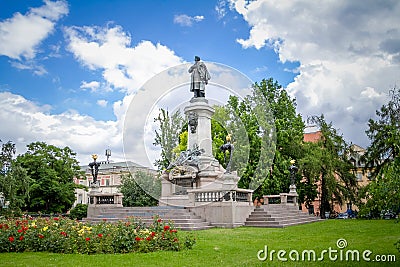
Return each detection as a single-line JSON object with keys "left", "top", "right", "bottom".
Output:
{"left": 359, "top": 87, "right": 400, "bottom": 217}
{"left": 254, "top": 78, "right": 304, "bottom": 196}
{"left": 15, "top": 142, "right": 83, "bottom": 213}
{"left": 0, "top": 140, "right": 31, "bottom": 216}
{"left": 303, "top": 115, "right": 358, "bottom": 218}
{"left": 118, "top": 170, "right": 161, "bottom": 207}
{"left": 153, "top": 109, "right": 184, "bottom": 171}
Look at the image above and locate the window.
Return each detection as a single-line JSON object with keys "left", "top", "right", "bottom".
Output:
{"left": 356, "top": 172, "right": 363, "bottom": 181}
{"left": 105, "top": 179, "right": 110, "bottom": 186}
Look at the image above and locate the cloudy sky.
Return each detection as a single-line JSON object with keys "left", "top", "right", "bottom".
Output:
{"left": 1, "top": 0, "right": 399, "bottom": 167}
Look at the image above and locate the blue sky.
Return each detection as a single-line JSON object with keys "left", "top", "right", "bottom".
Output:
{"left": 1, "top": 0, "right": 399, "bottom": 166}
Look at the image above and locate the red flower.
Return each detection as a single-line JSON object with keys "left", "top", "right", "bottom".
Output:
{"left": 146, "top": 236, "right": 152, "bottom": 241}
{"left": 135, "top": 237, "right": 142, "bottom": 241}
{"left": 85, "top": 237, "right": 90, "bottom": 241}
{"left": 0, "top": 224, "right": 3, "bottom": 229}
{"left": 53, "top": 217, "right": 59, "bottom": 221}
{"left": 60, "top": 231, "right": 67, "bottom": 237}
{"left": 18, "top": 229, "right": 23, "bottom": 233}
{"left": 19, "top": 236, "right": 24, "bottom": 241}
{"left": 8, "top": 236, "right": 15, "bottom": 242}
{"left": 38, "top": 234, "right": 44, "bottom": 239}
{"left": 170, "top": 229, "right": 177, "bottom": 233}
{"left": 102, "top": 218, "right": 107, "bottom": 222}
{"left": 98, "top": 233, "right": 103, "bottom": 238}
{"left": 174, "top": 238, "right": 178, "bottom": 242}
{"left": 151, "top": 232, "right": 156, "bottom": 237}
{"left": 157, "top": 218, "right": 162, "bottom": 223}
{"left": 164, "top": 225, "right": 170, "bottom": 231}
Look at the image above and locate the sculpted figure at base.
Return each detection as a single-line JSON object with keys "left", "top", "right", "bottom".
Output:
{"left": 188, "top": 56, "right": 211, "bottom": 98}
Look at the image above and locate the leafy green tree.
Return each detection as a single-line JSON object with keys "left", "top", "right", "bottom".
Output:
{"left": 0, "top": 141, "right": 31, "bottom": 216}
{"left": 359, "top": 87, "right": 400, "bottom": 217}
{"left": 303, "top": 115, "right": 358, "bottom": 218}
{"left": 254, "top": 78, "right": 304, "bottom": 195}
{"left": 119, "top": 171, "right": 161, "bottom": 207}
{"left": 153, "top": 109, "right": 184, "bottom": 171}
{"left": 15, "top": 142, "right": 83, "bottom": 213}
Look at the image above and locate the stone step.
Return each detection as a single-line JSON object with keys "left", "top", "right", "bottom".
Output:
{"left": 84, "top": 206, "right": 214, "bottom": 231}
{"left": 245, "top": 204, "right": 322, "bottom": 228}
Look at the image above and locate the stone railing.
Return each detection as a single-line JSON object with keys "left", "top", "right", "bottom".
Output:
{"left": 188, "top": 189, "right": 253, "bottom": 204}
{"left": 263, "top": 192, "right": 298, "bottom": 205}
{"left": 88, "top": 193, "right": 123, "bottom": 205}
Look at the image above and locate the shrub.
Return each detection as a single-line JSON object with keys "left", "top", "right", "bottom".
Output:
{"left": 0, "top": 215, "right": 195, "bottom": 254}
{"left": 68, "top": 204, "right": 87, "bottom": 220}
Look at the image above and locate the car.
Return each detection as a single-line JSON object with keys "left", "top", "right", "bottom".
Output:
{"left": 382, "top": 210, "right": 397, "bottom": 219}
{"left": 337, "top": 212, "right": 349, "bottom": 219}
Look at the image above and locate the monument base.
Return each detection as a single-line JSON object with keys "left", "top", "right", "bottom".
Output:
{"left": 87, "top": 190, "right": 123, "bottom": 218}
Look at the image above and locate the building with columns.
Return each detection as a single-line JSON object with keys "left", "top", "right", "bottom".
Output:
{"left": 73, "top": 160, "right": 157, "bottom": 207}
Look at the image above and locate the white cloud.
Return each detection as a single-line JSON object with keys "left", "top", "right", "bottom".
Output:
{"left": 0, "top": 91, "right": 122, "bottom": 165}
{"left": 0, "top": 0, "right": 68, "bottom": 60}
{"left": 80, "top": 81, "right": 100, "bottom": 92}
{"left": 97, "top": 99, "right": 108, "bottom": 107}
{"left": 232, "top": 0, "right": 400, "bottom": 147}
{"left": 173, "top": 14, "right": 205, "bottom": 27}
{"left": 64, "top": 25, "right": 183, "bottom": 94}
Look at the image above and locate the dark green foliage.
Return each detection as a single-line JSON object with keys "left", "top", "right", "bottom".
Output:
{"left": 303, "top": 115, "right": 358, "bottom": 218}
{"left": 14, "top": 142, "right": 84, "bottom": 213}
{"left": 68, "top": 204, "right": 88, "bottom": 220}
{"left": 359, "top": 87, "right": 400, "bottom": 217}
{"left": 0, "top": 141, "right": 31, "bottom": 216}
{"left": 118, "top": 171, "right": 161, "bottom": 207}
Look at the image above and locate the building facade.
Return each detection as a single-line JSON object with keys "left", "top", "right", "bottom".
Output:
{"left": 73, "top": 160, "right": 157, "bottom": 207}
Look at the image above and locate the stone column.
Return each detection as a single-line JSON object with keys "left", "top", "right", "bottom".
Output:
{"left": 184, "top": 98, "right": 215, "bottom": 157}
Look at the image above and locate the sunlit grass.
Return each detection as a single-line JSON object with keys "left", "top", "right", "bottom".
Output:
{"left": 1, "top": 219, "right": 399, "bottom": 267}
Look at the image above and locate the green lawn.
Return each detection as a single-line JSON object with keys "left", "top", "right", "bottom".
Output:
{"left": 1, "top": 220, "right": 399, "bottom": 267}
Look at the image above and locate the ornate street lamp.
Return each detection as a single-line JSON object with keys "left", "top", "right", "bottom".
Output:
{"left": 0, "top": 192, "right": 4, "bottom": 208}
{"left": 289, "top": 159, "right": 298, "bottom": 193}
{"left": 88, "top": 154, "right": 101, "bottom": 188}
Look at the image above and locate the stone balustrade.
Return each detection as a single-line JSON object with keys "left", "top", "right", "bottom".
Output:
{"left": 188, "top": 188, "right": 253, "bottom": 205}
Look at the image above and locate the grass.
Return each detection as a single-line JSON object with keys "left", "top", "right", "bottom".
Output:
{"left": 1, "top": 219, "right": 399, "bottom": 267}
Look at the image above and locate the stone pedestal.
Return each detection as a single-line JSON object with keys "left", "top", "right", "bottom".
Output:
{"left": 289, "top": 184, "right": 297, "bottom": 194}
{"left": 87, "top": 189, "right": 123, "bottom": 218}
{"left": 184, "top": 97, "right": 214, "bottom": 157}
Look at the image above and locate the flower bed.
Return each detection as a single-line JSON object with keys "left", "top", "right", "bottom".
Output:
{"left": 0, "top": 216, "right": 195, "bottom": 254}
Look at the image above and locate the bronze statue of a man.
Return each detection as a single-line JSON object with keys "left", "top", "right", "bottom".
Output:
{"left": 188, "top": 56, "right": 210, "bottom": 98}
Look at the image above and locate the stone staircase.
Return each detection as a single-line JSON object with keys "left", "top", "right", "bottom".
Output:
{"left": 245, "top": 205, "right": 322, "bottom": 228}
{"left": 84, "top": 206, "right": 213, "bottom": 231}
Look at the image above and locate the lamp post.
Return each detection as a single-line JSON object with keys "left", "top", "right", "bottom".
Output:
{"left": 88, "top": 154, "right": 101, "bottom": 190}
{"left": 289, "top": 159, "right": 298, "bottom": 193}
{"left": 0, "top": 192, "right": 4, "bottom": 209}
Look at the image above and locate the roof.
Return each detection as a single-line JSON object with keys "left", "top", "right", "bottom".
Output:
{"left": 80, "top": 160, "right": 148, "bottom": 172}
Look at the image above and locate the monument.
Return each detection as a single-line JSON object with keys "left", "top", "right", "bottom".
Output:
{"left": 87, "top": 154, "right": 123, "bottom": 218}
{"left": 159, "top": 57, "right": 253, "bottom": 227}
